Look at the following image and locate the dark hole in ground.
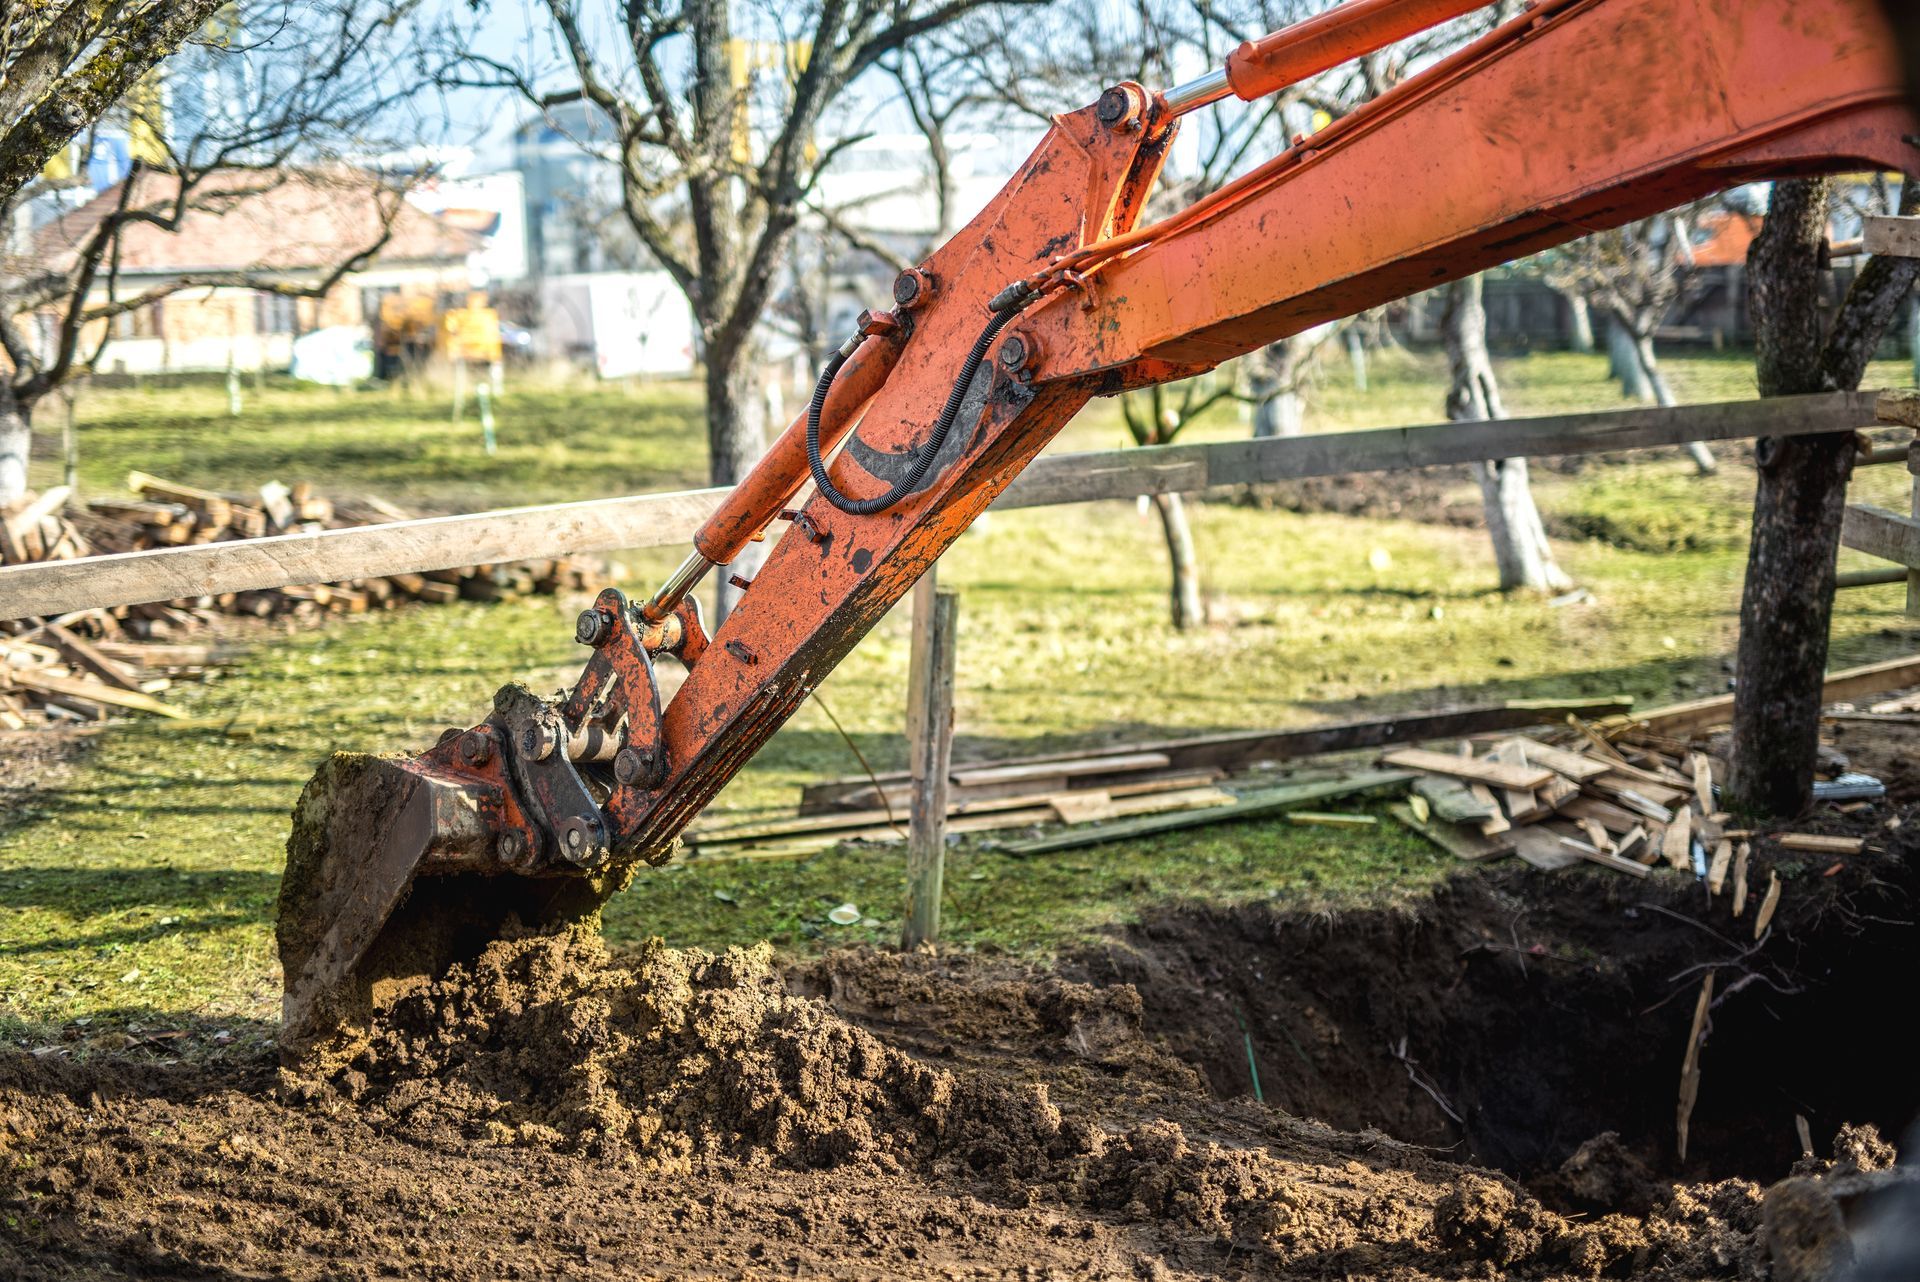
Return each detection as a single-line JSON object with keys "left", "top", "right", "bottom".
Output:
{"left": 1063, "top": 852, "right": 1920, "bottom": 1213}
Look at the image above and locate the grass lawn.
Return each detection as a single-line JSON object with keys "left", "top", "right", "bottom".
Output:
{"left": 5, "top": 347, "right": 1917, "bottom": 1050}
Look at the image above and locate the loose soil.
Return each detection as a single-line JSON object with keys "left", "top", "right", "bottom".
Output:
{"left": 5, "top": 826, "right": 1917, "bottom": 1278}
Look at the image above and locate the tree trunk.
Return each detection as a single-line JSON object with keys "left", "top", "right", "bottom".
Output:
{"left": 1633, "top": 331, "right": 1717, "bottom": 474}
{"left": 1251, "top": 331, "right": 1320, "bottom": 437}
{"left": 706, "top": 342, "right": 770, "bottom": 622}
{"left": 1444, "top": 276, "right": 1572, "bottom": 593}
{"left": 1729, "top": 178, "right": 1843, "bottom": 819}
{"left": 1564, "top": 291, "right": 1595, "bottom": 353}
{"left": 1150, "top": 491, "right": 1203, "bottom": 630}
{"left": 0, "top": 392, "right": 30, "bottom": 509}
{"left": 1607, "top": 314, "right": 1651, "bottom": 401}
{"left": 1729, "top": 176, "right": 1920, "bottom": 817}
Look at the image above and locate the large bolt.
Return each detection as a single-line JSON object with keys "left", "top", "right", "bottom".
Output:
{"left": 997, "top": 332, "right": 1033, "bottom": 373}
{"left": 575, "top": 608, "right": 614, "bottom": 647}
{"left": 893, "top": 269, "right": 934, "bottom": 310}
{"left": 498, "top": 829, "right": 526, "bottom": 863}
{"left": 614, "top": 747, "right": 653, "bottom": 786}
{"left": 458, "top": 729, "right": 493, "bottom": 767}
{"left": 555, "top": 816, "right": 604, "bottom": 867}
{"left": 1096, "top": 85, "right": 1141, "bottom": 129}
{"left": 520, "top": 723, "right": 557, "bottom": 761}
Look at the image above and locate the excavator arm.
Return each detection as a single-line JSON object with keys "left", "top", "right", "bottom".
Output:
{"left": 279, "top": 0, "right": 1916, "bottom": 1061}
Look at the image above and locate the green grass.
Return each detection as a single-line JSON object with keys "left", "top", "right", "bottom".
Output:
{"left": 6, "top": 349, "right": 1918, "bottom": 1050}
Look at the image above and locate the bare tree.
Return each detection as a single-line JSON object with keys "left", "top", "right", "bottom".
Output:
{"left": 1727, "top": 175, "right": 1920, "bottom": 818}
{"left": 1542, "top": 212, "right": 1718, "bottom": 473}
{"left": 1, "top": 0, "right": 427, "bottom": 509}
{"left": 448, "top": 0, "right": 1034, "bottom": 617}
{"left": 0, "top": 0, "right": 240, "bottom": 206}
{"left": 1118, "top": 375, "right": 1242, "bottom": 629}
{"left": 1443, "top": 274, "right": 1571, "bottom": 593}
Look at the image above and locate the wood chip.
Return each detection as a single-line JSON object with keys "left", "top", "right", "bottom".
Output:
{"left": 1772, "top": 833, "right": 1864, "bottom": 854}
{"left": 1662, "top": 805, "right": 1693, "bottom": 871}
{"left": 1676, "top": 971, "right": 1714, "bottom": 1162}
{"left": 1689, "top": 753, "right": 1716, "bottom": 814}
{"left": 1706, "top": 839, "right": 1733, "bottom": 896}
{"left": 1286, "top": 811, "right": 1379, "bottom": 828}
{"left": 1732, "top": 842, "right": 1751, "bottom": 917}
{"left": 1754, "top": 870, "right": 1782, "bottom": 938}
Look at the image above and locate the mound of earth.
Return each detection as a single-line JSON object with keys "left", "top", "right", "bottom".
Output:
{"left": 8, "top": 856, "right": 1918, "bottom": 1279}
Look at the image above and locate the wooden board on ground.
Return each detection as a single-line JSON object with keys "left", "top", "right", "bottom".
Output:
{"left": 1505, "top": 824, "right": 1586, "bottom": 871}
{"left": 1379, "top": 748, "right": 1552, "bottom": 791}
{"left": 1624, "top": 654, "right": 1920, "bottom": 738}
{"left": 798, "top": 698, "right": 1631, "bottom": 814}
{"left": 1000, "top": 771, "right": 1412, "bottom": 856}
{"left": 1388, "top": 803, "right": 1512, "bottom": 862}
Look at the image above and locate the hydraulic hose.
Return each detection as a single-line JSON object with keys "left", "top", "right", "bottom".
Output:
{"left": 806, "top": 294, "right": 1028, "bottom": 516}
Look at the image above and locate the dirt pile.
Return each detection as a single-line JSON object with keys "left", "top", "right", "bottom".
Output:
{"left": 291, "top": 926, "right": 1076, "bottom": 1177}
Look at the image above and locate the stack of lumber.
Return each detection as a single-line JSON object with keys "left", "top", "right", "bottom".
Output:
{"left": 1380, "top": 724, "right": 1739, "bottom": 877}
{"left": 0, "top": 619, "right": 210, "bottom": 728}
{"left": 62, "top": 472, "right": 599, "bottom": 625}
{"left": 2, "top": 473, "right": 603, "bottom": 727}
{"left": 0, "top": 486, "right": 90, "bottom": 567}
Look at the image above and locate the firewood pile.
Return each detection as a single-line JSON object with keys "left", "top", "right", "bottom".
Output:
{"left": 2, "top": 473, "right": 602, "bottom": 728}
{"left": 1380, "top": 720, "right": 1875, "bottom": 878}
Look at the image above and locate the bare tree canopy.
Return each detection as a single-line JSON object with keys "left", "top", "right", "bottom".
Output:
{"left": 1, "top": 0, "right": 435, "bottom": 505}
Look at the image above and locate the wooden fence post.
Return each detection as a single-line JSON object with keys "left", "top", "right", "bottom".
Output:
{"left": 1908, "top": 440, "right": 1919, "bottom": 618}
{"left": 903, "top": 572, "right": 959, "bottom": 950}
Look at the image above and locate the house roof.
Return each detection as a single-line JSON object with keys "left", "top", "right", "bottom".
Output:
{"left": 1688, "top": 210, "right": 1762, "bottom": 267}
{"left": 32, "top": 168, "right": 482, "bottom": 278}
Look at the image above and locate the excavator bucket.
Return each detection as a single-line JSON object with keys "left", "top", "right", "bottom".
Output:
{"left": 274, "top": 590, "right": 695, "bottom": 1069}
{"left": 275, "top": 746, "right": 628, "bottom": 1071}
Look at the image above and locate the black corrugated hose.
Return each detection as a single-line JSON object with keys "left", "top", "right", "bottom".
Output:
{"left": 805, "top": 289, "right": 1031, "bottom": 516}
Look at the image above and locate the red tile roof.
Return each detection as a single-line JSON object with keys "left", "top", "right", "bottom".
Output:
{"left": 33, "top": 168, "right": 481, "bottom": 277}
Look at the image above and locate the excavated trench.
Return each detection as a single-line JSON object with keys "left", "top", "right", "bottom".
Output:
{"left": 1064, "top": 858, "right": 1920, "bottom": 1209}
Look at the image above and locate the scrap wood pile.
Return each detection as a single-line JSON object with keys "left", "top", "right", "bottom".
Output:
{"left": 1380, "top": 718, "right": 1880, "bottom": 901}
{"left": 1, "top": 473, "right": 601, "bottom": 728}
{"left": 685, "top": 697, "right": 1635, "bottom": 858}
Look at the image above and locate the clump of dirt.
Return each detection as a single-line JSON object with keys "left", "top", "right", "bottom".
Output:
{"left": 293, "top": 925, "right": 1074, "bottom": 1177}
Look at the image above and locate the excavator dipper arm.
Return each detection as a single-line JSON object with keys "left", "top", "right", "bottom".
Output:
{"left": 279, "top": 0, "right": 1915, "bottom": 1061}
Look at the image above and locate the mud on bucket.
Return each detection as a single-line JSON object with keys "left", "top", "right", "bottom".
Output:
{"left": 276, "top": 752, "right": 630, "bottom": 1073}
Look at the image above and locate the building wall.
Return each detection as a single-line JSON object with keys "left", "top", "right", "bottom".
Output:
{"left": 72, "top": 261, "right": 475, "bottom": 374}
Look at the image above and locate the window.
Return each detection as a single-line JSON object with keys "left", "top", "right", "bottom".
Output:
{"left": 255, "top": 291, "right": 299, "bottom": 335}
{"left": 111, "top": 301, "right": 163, "bottom": 339}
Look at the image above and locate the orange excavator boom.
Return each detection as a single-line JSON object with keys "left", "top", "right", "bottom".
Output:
{"left": 278, "top": 0, "right": 1916, "bottom": 1061}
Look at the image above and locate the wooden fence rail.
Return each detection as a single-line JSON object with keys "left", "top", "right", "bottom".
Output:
{"left": 0, "top": 388, "right": 1882, "bottom": 621}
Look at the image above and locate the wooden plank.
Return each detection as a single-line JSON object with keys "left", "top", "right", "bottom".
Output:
{"left": 1388, "top": 802, "right": 1511, "bottom": 861}
{"left": 1, "top": 392, "right": 1883, "bottom": 620}
{"left": 1559, "top": 795, "right": 1642, "bottom": 834}
{"left": 44, "top": 622, "right": 141, "bottom": 690}
{"left": 1000, "top": 770, "right": 1413, "bottom": 856}
{"left": 1286, "top": 811, "right": 1378, "bottom": 828}
{"left": 1862, "top": 214, "right": 1920, "bottom": 258}
{"left": 0, "top": 486, "right": 731, "bottom": 620}
{"left": 1506, "top": 824, "right": 1585, "bottom": 871}
{"left": 997, "top": 390, "right": 1880, "bottom": 509}
{"left": 1772, "top": 832, "right": 1864, "bottom": 854}
{"left": 1840, "top": 504, "right": 1920, "bottom": 570}
{"left": 1754, "top": 871, "right": 1783, "bottom": 939}
{"left": 1049, "top": 791, "right": 1118, "bottom": 824}
{"left": 1624, "top": 654, "right": 1920, "bottom": 738}
{"left": 0, "top": 667, "right": 185, "bottom": 717}
{"left": 800, "top": 698, "right": 1630, "bottom": 813}
{"left": 1495, "top": 738, "right": 1609, "bottom": 782}
{"left": 903, "top": 581, "right": 958, "bottom": 950}
{"left": 1876, "top": 390, "right": 1920, "bottom": 428}
{"left": 1380, "top": 747, "right": 1553, "bottom": 791}
{"left": 950, "top": 751, "right": 1171, "bottom": 788}
{"left": 1557, "top": 834, "right": 1653, "bottom": 878}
